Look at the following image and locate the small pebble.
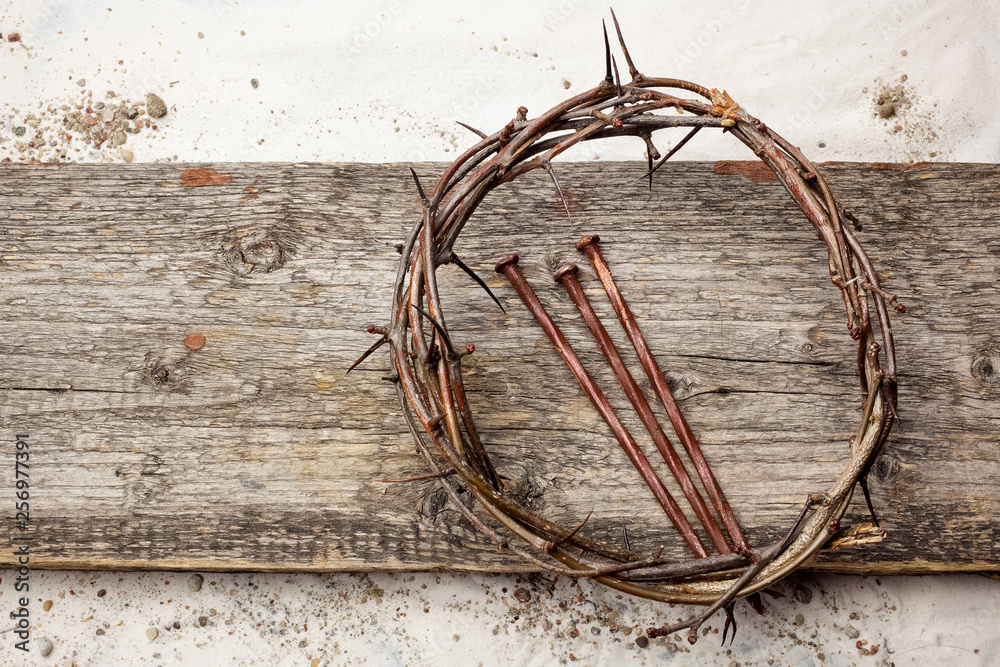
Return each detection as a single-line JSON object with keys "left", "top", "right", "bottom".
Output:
{"left": 795, "top": 613, "right": 806, "bottom": 625}
{"left": 113, "top": 131, "right": 127, "bottom": 146}
{"left": 878, "top": 101, "right": 896, "bottom": 119}
{"left": 43, "top": 600, "right": 53, "bottom": 612}
{"left": 635, "top": 635, "right": 649, "bottom": 649}
{"left": 818, "top": 142, "right": 826, "bottom": 148}
{"left": 77, "top": 78, "right": 86, "bottom": 87}
{"left": 512, "top": 588, "right": 530, "bottom": 603}
{"left": 198, "top": 616, "right": 208, "bottom": 627}
{"left": 97, "top": 589, "right": 107, "bottom": 597}
{"left": 120, "top": 148, "right": 134, "bottom": 163}
{"left": 95, "top": 101, "right": 105, "bottom": 109}
{"left": 793, "top": 583, "right": 814, "bottom": 604}
{"left": 38, "top": 637, "right": 54, "bottom": 656}
{"left": 846, "top": 625, "right": 860, "bottom": 639}
{"left": 590, "top": 626, "right": 601, "bottom": 635}
{"left": 146, "top": 627, "right": 159, "bottom": 641}
{"left": 146, "top": 93, "right": 168, "bottom": 118}
{"left": 198, "top": 31, "right": 205, "bottom": 39}
{"left": 96, "top": 628, "right": 105, "bottom": 635}
{"left": 188, "top": 573, "right": 205, "bottom": 591}
{"left": 13, "top": 126, "right": 26, "bottom": 136}
{"left": 240, "top": 30, "right": 246, "bottom": 36}
{"left": 103, "top": 108, "right": 115, "bottom": 123}
{"left": 900, "top": 49, "right": 907, "bottom": 56}
{"left": 8, "top": 32, "right": 22, "bottom": 42}
{"left": 125, "top": 108, "right": 138, "bottom": 120}
{"left": 251, "top": 78, "right": 259, "bottom": 89}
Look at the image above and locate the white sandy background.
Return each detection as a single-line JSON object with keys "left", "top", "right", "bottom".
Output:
{"left": 2, "top": 0, "right": 1000, "bottom": 665}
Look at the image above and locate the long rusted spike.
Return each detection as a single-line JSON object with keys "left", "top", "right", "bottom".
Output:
{"left": 451, "top": 254, "right": 505, "bottom": 313}
{"left": 495, "top": 253, "right": 709, "bottom": 559}
{"left": 609, "top": 8, "right": 639, "bottom": 79}
{"left": 642, "top": 126, "right": 702, "bottom": 179}
{"left": 577, "top": 236, "right": 750, "bottom": 553}
{"left": 347, "top": 335, "right": 389, "bottom": 374}
{"left": 602, "top": 20, "right": 613, "bottom": 85}
{"left": 456, "top": 120, "right": 487, "bottom": 139}
{"left": 542, "top": 160, "right": 573, "bottom": 220}
{"left": 555, "top": 264, "right": 732, "bottom": 555}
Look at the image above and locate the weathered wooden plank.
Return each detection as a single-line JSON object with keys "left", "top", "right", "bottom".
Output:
{"left": 0, "top": 161, "right": 997, "bottom": 574}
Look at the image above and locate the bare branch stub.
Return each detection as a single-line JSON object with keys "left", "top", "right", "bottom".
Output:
{"left": 377, "top": 11, "right": 901, "bottom": 637}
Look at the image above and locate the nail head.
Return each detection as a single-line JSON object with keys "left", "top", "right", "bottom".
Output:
{"left": 553, "top": 264, "right": 580, "bottom": 283}
{"left": 494, "top": 253, "right": 520, "bottom": 274}
{"left": 576, "top": 235, "right": 601, "bottom": 252}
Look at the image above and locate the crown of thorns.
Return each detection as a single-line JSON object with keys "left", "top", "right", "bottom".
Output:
{"left": 354, "top": 11, "right": 903, "bottom": 641}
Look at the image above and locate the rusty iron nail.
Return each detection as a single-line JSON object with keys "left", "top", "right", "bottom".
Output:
{"left": 495, "top": 254, "right": 708, "bottom": 559}
{"left": 576, "top": 235, "right": 750, "bottom": 554}
{"left": 555, "top": 263, "right": 732, "bottom": 555}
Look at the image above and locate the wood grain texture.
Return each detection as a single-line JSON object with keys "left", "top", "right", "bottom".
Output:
{"left": 1, "top": 161, "right": 997, "bottom": 574}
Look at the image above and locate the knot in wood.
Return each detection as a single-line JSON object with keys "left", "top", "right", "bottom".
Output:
{"left": 221, "top": 230, "right": 287, "bottom": 277}
{"left": 971, "top": 347, "right": 1000, "bottom": 387}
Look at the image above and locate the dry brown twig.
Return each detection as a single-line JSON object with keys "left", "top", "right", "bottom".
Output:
{"left": 355, "top": 10, "right": 903, "bottom": 641}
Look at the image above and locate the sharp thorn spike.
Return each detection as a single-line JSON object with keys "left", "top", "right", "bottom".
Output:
{"left": 641, "top": 126, "right": 702, "bottom": 179}
{"left": 451, "top": 254, "right": 505, "bottom": 313}
{"left": 410, "top": 305, "right": 455, "bottom": 355}
{"left": 610, "top": 7, "right": 639, "bottom": 79}
{"left": 647, "top": 153, "right": 653, "bottom": 191}
{"left": 622, "top": 524, "right": 631, "bottom": 551}
{"left": 543, "top": 510, "right": 594, "bottom": 553}
{"left": 542, "top": 160, "right": 573, "bottom": 221}
{"left": 859, "top": 477, "right": 880, "bottom": 527}
{"left": 611, "top": 54, "right": 622, "bottom": 97}
{"left": 409, "top": 167, "right": 428, "bottom": 203}
{"left": 602, "top": 20, "right": 613, "bottom": 84}
{"left": 722, "top": 603, "right": 737, "bottom": 645}
{"left": 347, "top": 335, "right": 389, "bottom": 374}
{"left": 456, "top": 120, "right": 487, "bottom": 139}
